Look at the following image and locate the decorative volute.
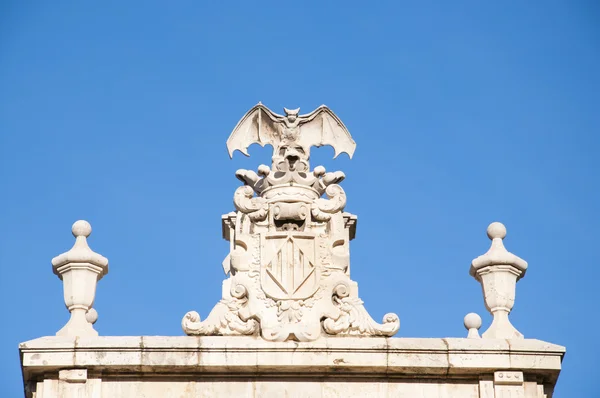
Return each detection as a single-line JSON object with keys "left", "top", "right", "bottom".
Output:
{"left": 52, "top": 220, "right": 108, "bottom": 337}
{"left": 182, "top": 103, "right": 399, "bottom": 341}
{"left": 470, "top": 222, "right": 528, "bottom": 339}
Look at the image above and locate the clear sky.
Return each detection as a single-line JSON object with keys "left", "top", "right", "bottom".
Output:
{"left": 1, "top": 1, "right": 598, "bottom": 396}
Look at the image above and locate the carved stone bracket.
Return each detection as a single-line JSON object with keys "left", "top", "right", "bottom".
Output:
{"left": 182, "top": 284, "right": 259, "bottom": 336}
{"left": 322, "top": 284, "right": 400, "bottom": 336}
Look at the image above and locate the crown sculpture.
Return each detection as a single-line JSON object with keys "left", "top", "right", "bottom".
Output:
{"left": 181, "top": 103, "right": 399, "bottom": 341}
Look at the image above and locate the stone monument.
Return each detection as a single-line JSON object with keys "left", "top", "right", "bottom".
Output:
{"left": 182, "top": 103, "right": 398, "bottom": 341}
{"left": 19, "top": 103, "right": 565, "bottom": 397}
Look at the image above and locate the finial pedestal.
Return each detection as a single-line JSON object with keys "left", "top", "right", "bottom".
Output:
{"left": 470, "top": 222, "right": 528, "bottom": 339}
{"left": 52, "top": 220, "right": 108, "bottom": 337}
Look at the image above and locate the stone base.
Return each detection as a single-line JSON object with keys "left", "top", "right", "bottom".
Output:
{"left": 19, "top": 336, "right": 564, "bottom": 398}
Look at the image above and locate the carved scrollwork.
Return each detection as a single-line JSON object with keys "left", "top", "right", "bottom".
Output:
{"left": 272, "top": 202, "right": 309, "bottom": 221}
{"left": 322, "top": 284, "right": 400, "bottom": 337}
{"left": 182, "top": 284, "right": 259, "bottom": 336}
{"left": 312, "top": 184, "right": 347, "bottom": 221}
{"left": 233, "top": 186, "right": 268, "bottom": 222}
{"left": 230, "top": 283, "right": 248, "bottom": 299}
{"left": 332, "top": 283, "right": 350, "bottom": 298}
{"left": 313, "top": 169, "right": 346, "bottom": 195}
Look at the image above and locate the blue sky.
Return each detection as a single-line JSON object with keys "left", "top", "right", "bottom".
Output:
{"left": 1, "top": 1, "right": 598, "bottom": 396}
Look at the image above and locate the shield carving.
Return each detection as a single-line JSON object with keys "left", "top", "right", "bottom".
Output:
{"left": 261, "top": 232, "right": 320, "bottom": 300}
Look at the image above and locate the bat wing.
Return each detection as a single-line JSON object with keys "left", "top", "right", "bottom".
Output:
{"left": 299, "top": 106, "right": 356, "bottom": 159}
{"left": 226, "top": 103, "right": 282, "bottom": 158}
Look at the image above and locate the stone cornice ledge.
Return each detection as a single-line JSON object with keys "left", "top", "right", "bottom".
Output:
{"left": 20, "top": 336, "right": 565, "bottom": 384}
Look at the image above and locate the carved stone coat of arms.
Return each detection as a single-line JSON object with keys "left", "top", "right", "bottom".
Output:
{"left": 182, "top": 103, "right": 399, "bottom": 342}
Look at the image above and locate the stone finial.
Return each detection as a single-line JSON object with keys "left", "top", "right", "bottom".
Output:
{"left": 52, "top": 220, "right": 108, "bottom": 337}
{"left": 464, "top": 313, "right": 482, "bottom": 339}
{"left": 470, "top": 222, "right": 528, "bottom": 339}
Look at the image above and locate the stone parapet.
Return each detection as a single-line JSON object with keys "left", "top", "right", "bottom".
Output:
{"left": 20, "top": 336, "right": 564, "bottom": 398}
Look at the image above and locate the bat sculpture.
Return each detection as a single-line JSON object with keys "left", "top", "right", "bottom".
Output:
{"left": 226, "top": 103, "right": 356, "bottom": 171}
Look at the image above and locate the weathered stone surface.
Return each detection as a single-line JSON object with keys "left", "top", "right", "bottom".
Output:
{"left": 20, "top": 335, "right": 564, "bottom": 397}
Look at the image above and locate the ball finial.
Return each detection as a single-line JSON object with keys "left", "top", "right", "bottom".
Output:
{"left": 85, "top": 308, "right": 98, "bottom": 324}
{"left": 464, "top": 312, "right": 482, "bottom": 331}
{"left": 72, "top": 220, "right": 92, "bottom": 238}
{"left": 487, "top": 222, "right": 506, "bottom": 240}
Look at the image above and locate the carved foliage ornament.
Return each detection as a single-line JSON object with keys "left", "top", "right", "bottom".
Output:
{"left": 182, "top": 103, "right": 399, "bottom": 341}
